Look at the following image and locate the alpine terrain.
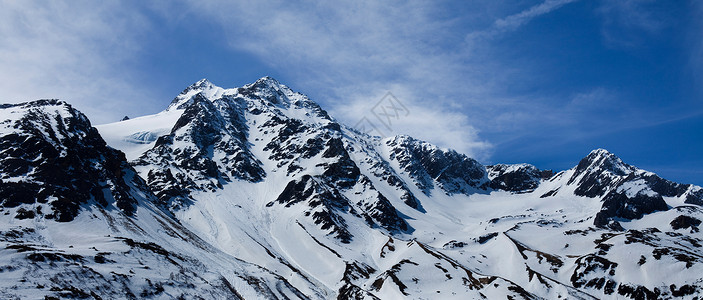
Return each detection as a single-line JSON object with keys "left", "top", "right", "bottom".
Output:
{"left": 1, "top": 77, "right": 702, "bottom": 299}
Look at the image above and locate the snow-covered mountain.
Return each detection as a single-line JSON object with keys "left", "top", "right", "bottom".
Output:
{"left": 0, "top": 99, "right": 326, "bottom": 299}
{"left": 1, "top": 77, "right": 702, "bottom": 299}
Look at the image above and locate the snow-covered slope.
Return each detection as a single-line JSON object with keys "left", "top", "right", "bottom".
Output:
{"left": 2, "top": 77, "right": 702, "bottom": 299}
{"left": 0, "top": 100, "right": 324, "bottom": 299}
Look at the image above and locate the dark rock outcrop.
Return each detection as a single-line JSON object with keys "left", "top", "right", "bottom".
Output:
{"left": 670, "top": 215, "right": 702, "bottom": 232}
{"left": 486, "top": 164, "right": 553, "bottom": 193}
{"left": 271, "top": 175, "right": 353, "bottom": 243}
{"left": 136, "top": 93, "right": 265, "bottom": 206}
{"left": 386, "top": 135, "right": 488, "bottom": 196}
{"left": 0, "top": 100, "right": 144, "bottom": 221}
{"left": 568, "top": 149, "right": 635, "bottom": 198}
{"left": 594, "top": 190, "right": 668, "bottom": 229}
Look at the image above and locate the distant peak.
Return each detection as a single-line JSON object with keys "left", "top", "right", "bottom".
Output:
{"left": 245, "top": 76, "right": 283, "bottom": 92}
{"left": 255, "top": 76, "right": 280, "bottom": 84}
{"left": 385, "top": 135, "right": 424, "bottom": 148}
{"left": 386, "top": 135, "right": 455, "bottom": 155}
{"left": 191, "top": 78, "right": 214, "bottom": 89}
{"left": 584, "top": 148, "right": 622, "bottom": 165}
{"left": 0, "top": 99, "right": 71, "bottom": 110}
{"left": 589, "top": 148, "right": 613, "bottom": 157}
{"left": 0, "top": 99, "right": 92, "bottom": 139}
{"left": 576, "top": 148, "right": 633, "bottom": 176}
{"left": 490, "top": 163, "right": 536, "bottom": 171}
{"left": 178, "top": 78, "right": 216, "bottom": 96}
{"left": 168, "top": 79, "right": 223, "bottom": 111}
{"left": 388, "top": 134, "right": 415, "bottom": 143}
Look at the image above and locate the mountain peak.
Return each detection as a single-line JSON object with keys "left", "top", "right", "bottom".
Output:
{"left": 0, "top": 99, "right": 89, "bottom": 132}
{"left": 577, "top": 148, "right": 633, "bottom": 176}
{"left": 385, "top": 134, "right": 487, "bottom": 196}
{"left": 8, "top": 82, "right": 703, "bottom": 299}
{"left": 386, "top": 135, "right": 443, "bottom": 152}
{"left": 182, "top": 78, "right": 216, "bottom": 94}
{"left": 587, "top": 148, "right": 619, "bottom": 161}
{"left": 589, "top": 148, "right": 612, "bottom": 156}
{"left": 386, "top": 134, "right": 415, "bottom": 144}
{"left": 236, "top": 76, "right": 314, "bottom": 108}
{"left": 243, "top": 76, "right": 284, "bottom": 93}
{"left": 565, "top": 148, "right": 637, "bottom": 198}
{"left": 186, "top": 78, "right": 217, "bottom": 94}
{"left": 168, "top": 78, "right": 223, "bottom": 110}
{"left": 183, "top": 78, "right": 213, "bottom": 90}
{"left": 256, "top": 75, "right": 280, "bottom": 84}
{"left": 0, "top": 99, "right": 142, "bottom": 221}
{"left": 1, "top": 98, "right": 69, "bottom": 110}
{"left": 195, "top": 78, "right": 211, "bottom": 85}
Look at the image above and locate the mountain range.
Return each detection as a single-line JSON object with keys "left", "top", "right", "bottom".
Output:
{"left": 0, "top": 77, "right": 702, "bottom": 299}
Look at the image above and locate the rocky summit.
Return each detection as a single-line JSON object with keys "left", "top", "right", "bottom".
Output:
{"left": 0, "top": 77, "right": 701, "bottom": 299}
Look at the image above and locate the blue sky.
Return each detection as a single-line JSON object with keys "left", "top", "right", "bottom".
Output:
{"left": 1, "top": 0, "right": 701, "bottom": 185}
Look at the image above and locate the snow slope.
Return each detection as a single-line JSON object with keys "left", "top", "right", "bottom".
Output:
{"left": 0, "top": 100, "right": 321, "bottom": 299}
{"left": 1, "top": 78, "right": 702, "bottom": 299}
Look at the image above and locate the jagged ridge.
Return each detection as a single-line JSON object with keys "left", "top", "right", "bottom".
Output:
{"left": 1, "top": 77, "right": 702, "bottom": 299}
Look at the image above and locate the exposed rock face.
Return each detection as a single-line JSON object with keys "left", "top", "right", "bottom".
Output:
{"left": 385, "top": 135, "right": 488, "bottom": 196}
{"left": 320, "top": 137, "right": 361, "bottom": 188}
{"left": 272, "top": 174, "right": 354, "bottom": 242}
{"left": 132, "top": 77, "right": 411, "bottom": 241}
{"left": 568, "top": 149, "right": 636, "bottom": 198}
{"left": 593, "top": 190, "right": 669, "bottom": 229}
{"left": 684, "top": 187, "right": 703, "bottom": 205}
{"left": 670, "top": 215, "right": 702, "bottom": 231}
{"left": 0, "top": 100, "right": 141, "bottom": 221}
{"left": 0, "top": 98, "right": 328, "bottom": 300}
{"left": 135, "top": 85, "right": 265, "bottom": 207}
{"left": 486, "top": 164, "right": 553, "bottom": 193}
{"left": 351, "top": 135, "right": 423, "bottom": 211}
{"left": 265, "top": 122, "right": 410, "bottom": 240}
{"left": 558, "top": 149, "right": 703, "bottom": 228}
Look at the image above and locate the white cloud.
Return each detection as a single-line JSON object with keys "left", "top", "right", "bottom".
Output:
{"left": 330, "top": 88, "right": 492, "bottom": 160}
{"left": 168, "top": 1, "right": 508, "bottom": 158}
{"left": 162, "top": 0, "right": 585, "bottom": 159}
{"left": 0, "top": 0, "right": 581, "bottom": 159}
{"left": 0, "top": 0, "right": 160, "bottom": 123}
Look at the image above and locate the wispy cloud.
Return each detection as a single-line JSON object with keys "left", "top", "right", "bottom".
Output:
{"left": 159, "top": 0, "right": 583, "bottom": 158}
{"left": 332, "top": 88, "right": 492, "bottom": 160}
{"left": 0, "top": 0, "right": 159, "bottom": 123}
{"left": 467, "top": 0, "right": 579, "bottom": 42}
{"left": 166, "top": 0, "right": 499, "bottom": 158}
{"left": 5, "top": 0, "right": 684, "bottom": 166}
{"left": 487, "top": 87, "right": 622, "bottom": 138}
{"left": 597, "top": 0, "right": 668, "bottom": 48}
